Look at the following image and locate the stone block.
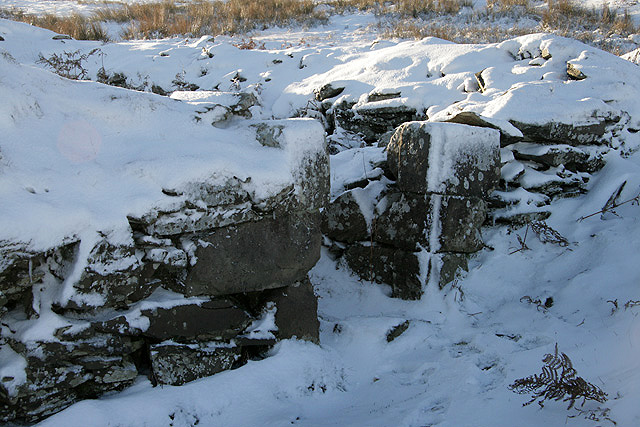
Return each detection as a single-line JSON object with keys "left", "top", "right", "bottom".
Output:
{"left": 334, "top": 102, "right": 417, "bottom": 143}
{"left": 374, "top": 193, "right": 487, "bottom": 253}
{"left": 266, "top": 278, "right": 319, "bottom": 344}
{"left": 386, "top": 122, "right": 501, "bottom": 197}
{"left": 141, "top": 301, "right": 252, "bottom": 341}
{"left": 322, "top": 190, "right": 369, "bottom": 243}
{"left": 150, "top": 342, "right": 240, "bottom": 386}
{"left": 343, "top": 244, "right": 423, "bottom": 300}
{"left": 184, "top": 210, "right": 321, "bottom": 296}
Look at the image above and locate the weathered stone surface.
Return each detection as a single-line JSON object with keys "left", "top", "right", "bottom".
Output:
{"left": 434, "top": 253, "right": 468, "bottom": 289}
{"left": 252, "top": 122, "right": 285, "bottom": 148}
{"left": 185, "top": 210, "right": 321, "bottom": 296}
{"left": 386, "top": 122, "right": 501, "bottom": 197}
{"left": 510, "top": 142, "right": 606, "bottom": 173}
{"left": 267, "top": 278, "right": 319, "bottom": 344}
{"left": 145, "top": 205, "right": 260, "bottom": 236}
{"left": 334, "top": 102, "right": 418, "bottom": 143}
{"left": 368, "top": 91, "right": 401, "bottom": 102}
{"left": 442, "top": 111, "right": 522, "bottom": 147}
{"left": 314, "top": 83, "right": 344, "bottom": 101}
{"left": 249, "top": 120, "right": 330, "bottom": 212}
{"left": 567, "top": 62, "right": 587, "bottom": 80}
{"left": 1, "top": 334, "right": 141, "bottom": 423}
{"left": 510, "top": 114, "right": 622, "bottom": 146}
{"left": 142, "top": 301, "right": 252, "bottom": 341}
{"left": 150, "top": 342, "right": 240, "bottom": 386}
{"left": 322, "top": 191, "right": 369, "bottom": 243}
{"left": 492, "top": 210, "right": 551, "bottom": 226}
{"left": 344, "top": 244, "right": 423, "bottom": 300}
{"left": 374, "top": 193, "right": 487, "bottom": 253}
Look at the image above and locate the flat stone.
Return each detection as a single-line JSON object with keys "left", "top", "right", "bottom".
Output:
{"left": 184, "top": 210, "right": 321, "bottom": 296}
{"left": 150, "top": 342, "right": 240, "bottom": 386}
{"left": 141, "top": 301, "right": 252, "bottom": 341}
{"left": 334, "top": 102, "right": 418, "bottom": 143}
{"left": 510, "top": 142, "right": 606, "bottom": 173}
{"left": 443, "top": 111, "right": 522, "bottom": 147}
{"left": 510, "top": 113, "right": 622, "bottom": 146}
{"left": 386, "top": 122, "right": 501, "bottom": 197}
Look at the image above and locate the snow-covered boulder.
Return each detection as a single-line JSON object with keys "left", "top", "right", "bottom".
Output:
{"left": 386, "top": 122, "right": 501, "bottom": 197}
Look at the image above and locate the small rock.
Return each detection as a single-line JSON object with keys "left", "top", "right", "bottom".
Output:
{"left": 567, "top": 62, "right": 587, "bottom": 80}
{"left": 314, "top": 83, "right": 344, "bottom": 101}
{"left": 386, "top": 320, "right": 410, "bottom": 342}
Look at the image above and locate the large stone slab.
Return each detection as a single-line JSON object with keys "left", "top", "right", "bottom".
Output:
{"left": 141, "top": 300, "right": 252, "bottom": 341}
{"left": 334, "top": 101, "right": 418, "bottom": 143}
{"left": 386, "top": 122, "right": 500, "bottom": 197}
{"left": 510, "top": 114, "right": 622, "bottom": 146}
{"left": 184, "top": 210, "right": 321, "bottom": 296}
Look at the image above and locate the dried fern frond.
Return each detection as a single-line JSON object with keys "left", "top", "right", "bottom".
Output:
{"left": 530, "top": 220, "right": 569, "bottom": 247}
{"left": 509, "top": 343, "right": 607, "bottom": 409}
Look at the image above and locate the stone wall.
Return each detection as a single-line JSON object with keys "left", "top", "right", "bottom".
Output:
{"left": 0, "top": 120, "right": 328, "bottom": 423}
{"left": 323, "top": 121, "right": 501, "bottom": 299}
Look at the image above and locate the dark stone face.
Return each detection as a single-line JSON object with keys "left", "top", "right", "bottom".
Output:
{"left": 343, "top": 244, "right": 423, "bottom": 300}
{"left": 141, "top": 301, "right": 252, "bottom": 341}
{"left": 374, "top": 192, "right": 487, "bottom": 253}
{"left": 510, "top": 115, "right": 622, "bottom": 146}
{"left": 511, "top": 143, "right": 606, "bottom": 173}
{"left": 184, "top": 210, "right": 321, "bottom": 297}
{"left": 443, "top": 111, "right": 522, "bottom": 147}
{"left": 322, "top": 190, "right": 369, "bottom": 243}
{"left": 266, "top": 278, "right": 320, "bottom": 344}
{"left": 334, "top": 104, "right": 418, "bottom": 143}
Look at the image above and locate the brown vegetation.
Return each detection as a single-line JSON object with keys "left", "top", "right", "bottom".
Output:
{"left": 0, "top": 0, "right": 637, "bottom": 53}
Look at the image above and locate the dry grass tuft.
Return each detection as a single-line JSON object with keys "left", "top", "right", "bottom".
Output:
{"left": 118, "top": 0, "right": 325, "bottom": 39}
{"left": 1, "top": 9, "right": 109, "bottom": 41}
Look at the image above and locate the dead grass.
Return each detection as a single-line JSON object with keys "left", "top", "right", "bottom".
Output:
{"left": 541, "top": 0, "right": 637, "bottom": 37}
{"left": 0, "top": 9, "right": 109, "bottom": 41}
{"left": 332, "top": 0, "right": 473, "bottom": 16}
{"left": 0, "top": 0, "right": 637, "bottom": 53}
{"left": 383, "top": 19, "right": 531, "bottom": 44}
{"left": 118, "top": 0, "right": 325, "bottom": 39}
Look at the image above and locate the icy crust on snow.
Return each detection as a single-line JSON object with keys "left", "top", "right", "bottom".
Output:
{"left": 0, "top": 51, "right": 325, "bottom": 254}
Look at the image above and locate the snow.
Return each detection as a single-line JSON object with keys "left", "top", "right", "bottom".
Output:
{"left": 0, "top": 2, "right": 640, "bottom": 426}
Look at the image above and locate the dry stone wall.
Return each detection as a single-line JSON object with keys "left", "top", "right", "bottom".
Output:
{"left": 324, "top": 121, "right": 501, "bottom": 299}
{"left": 0, "top": 119, "right": 328, "bottom": 424}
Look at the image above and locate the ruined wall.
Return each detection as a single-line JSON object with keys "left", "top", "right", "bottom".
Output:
{"left": 0, "top": 119, "right": 328, "bottom": 423}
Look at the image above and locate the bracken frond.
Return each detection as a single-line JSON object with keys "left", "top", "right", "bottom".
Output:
{"left": 509, "top": 343, "right": 607, "bottom": 409}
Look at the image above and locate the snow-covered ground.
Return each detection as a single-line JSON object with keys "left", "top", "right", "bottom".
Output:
{"left": 2, "top": 1, "right": 640, "bottom": 425}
